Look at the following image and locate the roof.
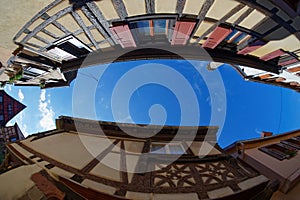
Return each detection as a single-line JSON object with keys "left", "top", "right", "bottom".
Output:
{"left": 0, "top": 90, "right": 26, "bottom": 126}
{"left": 42, "top": 70, "right": 78, "bottom": 89}
{"left": 56, "top": 115, "right": 219, "bottom": 141}
{"left": 233, "top": 64, "right": 300, "bottom": 92}
{"left": 225, "top": 129, "right": 300, "bottom": 153}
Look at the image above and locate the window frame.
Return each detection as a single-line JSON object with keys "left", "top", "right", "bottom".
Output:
{"left": 259, "top": 142, "right": 298, "bottom": 161}
{"left": 126, "top": 14, "right": 178, "bottom": 44}
{"left": 150, "top": 142, "right": 186, "bottom": 155}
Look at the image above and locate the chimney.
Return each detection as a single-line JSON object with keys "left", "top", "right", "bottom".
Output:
{"left": 261, "top": 131, "right": 273, "bottom": 138}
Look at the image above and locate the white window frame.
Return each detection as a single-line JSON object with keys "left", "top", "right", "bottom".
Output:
{"left": 151, "top": 142, "right": 186, "bottom": 154}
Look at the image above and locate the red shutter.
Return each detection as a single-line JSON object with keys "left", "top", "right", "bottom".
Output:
{"left": 260, "top": 49, "right": 285, "bottom": 61}
{"left": 202, "top": 26, "right": 232, "bottom": 49}
{"left": 279, "top": 58, "right": 298, "bottom": 66}
{"left": 287, "top": 66, "right": 300, "bottom": 73}
{"left": 110, "top": 25, "right": 136, "bottom": 48}
{"left": 171, "top": 21, "right": 196, "bottom": 45}
{"left": 259, "top": 74, "right": 273, "bottom": 79}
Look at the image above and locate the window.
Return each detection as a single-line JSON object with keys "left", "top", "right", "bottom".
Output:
{"left": 224, "top": 29, "right": 251, "bottom": 45}
{"left": 8, "top": 104, "right": 13, "bottom": 116}
{"left": 151, "top": 143, "right": 185, "bottom": 154}
{"left": 259, "top": 143, "right": 298, "bottom": 161}
{"left": 279, "top": 53, "right": 299, "bottom": 66}
{"left": 153, "top": 20, "right": 167, "bottom": 35}
{"left": 26, "top": 67, "right": 47, "bottom": 75}
{"left": 232, "top": 32, "right": 250, "bottom": 45}
{"left": 0, "top": 115, "right": 4, "bottom": 121}
{"left": 19, "top": 76, "right": 31, "bottom": 82}
{"left": 47, "top": 35, "right": 92, "bottom": 61}
{"left": 281, "top": 138, "right": 300, "bottom": 150}
{"left": 151, "top": 144, "right": 167, "bottom": 154}
{"left": 130, "top": 19, "right": 167, "bottom": 36}
{"left": 129, "top": 18, "right": 174, "bottom": 43}
{"left": 168, "top": 144, "right": 185, "bottom": 154}
{"left": 0, "top": 95, "right": 2, "bottom": 103}
{"left": 47, "top": 47, "right": 77, "bottom": 61}
{"left": 132, "top": 21, "right": 151, "bottom": 36}
{"left": 225, "top": 29, "right": 239, "bottom": 42}
{"left": 24, "top": 67, "right": 43, "bottom": 77}
{"left": 10, "top": 137, "right": 17, "bottom": 142}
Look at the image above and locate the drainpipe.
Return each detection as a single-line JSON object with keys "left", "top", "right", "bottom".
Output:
{"left": 236, "top": 142, "right": 245, "bottom": 159}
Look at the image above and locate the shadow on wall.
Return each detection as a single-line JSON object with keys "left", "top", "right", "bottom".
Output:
{"left": 69, "top": 0, "right": 103, "bottom": 10}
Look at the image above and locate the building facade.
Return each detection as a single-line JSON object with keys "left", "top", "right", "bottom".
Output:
{"left": 0, "top": 123, "right": 25, "bottom": 164}
{"left": 0, "top": 123, "right": 25, "bottom": 144}
{"left": 0, "top": 0, "right": 298, "bottom": 90}
{"left": 0, "top": 116, "right": 277, "bottom": 199}
{"left": 232, "top": 64, "right": 300, "bottom": 92}
{"left": 0, "top": 90, "right": 26, "bottom": 127}
{"left": 0, "top": 90, "right": 26, "bottom": 164}
{"left": 225, "top": 129, "right": 300, "bottom": 200}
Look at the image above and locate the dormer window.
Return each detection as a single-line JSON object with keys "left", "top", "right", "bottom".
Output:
{"left": 47, "top": 35, "right": 92, "bottom": 61}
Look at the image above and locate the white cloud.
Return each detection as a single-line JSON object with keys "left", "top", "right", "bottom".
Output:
{"left": 8, "top": 111, "right": 28, "bottom": 137}
{"left": 6, "top": 84, "right": 12, "bottom": 92}
{"left": 17, "top": 112, "right": 28, "bottom": 137}
{"left": 18, "top": 89, "right": 24, "bottom": 102}
{"left": 39, "top": 90, "right": 55, "bottom": 130}
{"left": 40, "top": 90, "right": 46, "bottom": 101}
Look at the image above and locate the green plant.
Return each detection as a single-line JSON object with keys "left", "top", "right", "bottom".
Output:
{"left": 9, "top": 76, "right": 15, "bottom": 83}
{"left": 15, "top": 70, "right": 23, "bottom": 80}
{"left": 285, "top": 150, "right": 297, "bottom": 158}
{"left": 8, "top": 69, "right": 23, "bottom": 83}
{"left": 40, "top": 80, "right": 46, "bottom": 88}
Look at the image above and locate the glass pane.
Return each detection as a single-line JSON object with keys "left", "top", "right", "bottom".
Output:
{"left": 233, "top": 32, "right": 248, "bottom": 44}
{"left": 47, "top": 47, "right": 77, "bottom": 61}
{"left": 168, "top": 144, "right": 185, "bottom": 154}
{"left": 153, "top": 20, "right": 166, "bottom": 34}
{"left": 151, "top": 144, "right": 166, "bottom": 154}
{"left": 135, "top": 21, "right": 150, "bottom": 36}
{"left": 27, "top": 67, "right": 47, "bottom": 75}
{"left": 224, "top": 29, "right": 239, "bottom": 41}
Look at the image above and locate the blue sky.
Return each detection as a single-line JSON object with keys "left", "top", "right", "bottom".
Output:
{"left": 4, "top": 60, "right": 300, "bottom": 147}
